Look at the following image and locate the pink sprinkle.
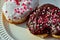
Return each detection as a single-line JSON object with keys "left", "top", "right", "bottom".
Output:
{"left": 36, "top": 25, "right": 39, "bottom": 29}
{"left": 24, "top": 6, "right": 27, "bottom": 10}
{"left": 21, "top": 12, "right": 23, "bottom": 14}
{"left": 20, "top": 8, "right": 23, "bottom": 10}
{"left": 30, "top": 15, "right": 33, "bottom": 17}
{"left": 17, "top": 11, "right": 20, "bottom": 13}
{"left": 28, "top": 2, "right": 31, "bottom": 5}
{"left": 38, "top": 18, "right": 42, "bottom": 23}
{"left": 29, "top": 8, "right": 32, "bottom": 10}
{"left": 23, "top": 10, "right": 25, "bottom": 12}
{"left": 22, "top": 3, "right": 26, "bottom": 6}
{"left": 30, "top": 27, "right": 33, "bottom": 30}
{"left": 15, "top": 0, "right": 20, "bottom": 5}
{"left": 14, "top": 17, "right": 17, "bottom": 19}
{"left": 14, "top": 9, "right": 17, "bottom": 12}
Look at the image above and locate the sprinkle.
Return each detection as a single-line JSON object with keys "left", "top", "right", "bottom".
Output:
{"left": 31, "top": 17, "right": 33, "bottom": 19}
{"left": 17, "top": 8, "right": 19, "bottom": 10}
{"left": 48, "top": 7, "right": 50, "bottom": 9}
{"left": 9, "top": 18, "right": 10, "bottom": 20}
{"left": 24, "top": 6, "right": 27, "bottom": 10}
{"left": 33, "top": 21, "right": 35, "bottom": 23}
{"left": 30, "top": 15, "right": 33, "bottom": 17}
{"left": 5, "top": 11, "right": 7, "bottom": 13}
{"left": 58, "top": 10, "right": 60, "bottom": 12}
{"left": 28, "top": 1, "right": 31, "bottom": 5}
{"left": 37, "top": 24, "right": 39, "bottom": 27}
{"left": 17, "top": 11, "right": 20, "bottom": 13}
{"left": 36, "top": 25, "right": 39, "bottom": 29}
{"left": 23, "top": 10, "right": 25, "bottom": 12}
{"left": 30, "top": 26, "right": 33, "bottom": 30}
{"left": 40, "top": 24, "right": 42, "bottom": 25}
{"left": 42, "top": 13, "right": 44, "bottom": 14}
{"left": 59, "top": 23, "right": 60, "bottom": 25}
{"left": 38, "top": 9, "right": 40, "bottom": 12}
{"left": 13, "top": 17, "right": 17, "bottom": 19}
{"left": 38, "top": 20, "right": 42, "bottom": 23}
{"left": 29, "top": 6, "right": 32, "bottom": 10}
{"left": 55, "top": 10, "right": 57, "bottom": 12}
{"left": 43, "top": 9, "right": 45, "bottom": 11}
{"left": 57, "top": 26, "right": 60, "bottom": 30}
{"left": 22, "top": 3, "right": 26, "bottom": 6}
{"left": 15, "top": 0, "right": 20, "bottom": 5}
{"left": 21, "top": 12, "right": 23, "bottom": 14}
{"left": 33, "top": 12, "right": 36, "bottom": 14}
{"left": 20, "top": 8, "right": 23, "bottom": 10}
{"left": 14, "top": 9, "right": 17, "bottom": 12}
{"left": 40, "top": 26, "right": 42, "bottom": 28}
{"left": 29, "top": 8, "right": 32, "bottom": 10}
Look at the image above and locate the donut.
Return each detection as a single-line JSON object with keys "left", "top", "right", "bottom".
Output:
{"left": 50, "top": 7, "right": 60, "bottom": 38}
{"left": 2, "top": 0, "right": 39, "bottom": 24}
{"left": 27, "top": 4, "right": 60, "bottom": 38}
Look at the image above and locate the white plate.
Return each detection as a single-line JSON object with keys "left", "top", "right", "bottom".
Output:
{"left": 0, "top": 0, "right": 60, "bottom": 40}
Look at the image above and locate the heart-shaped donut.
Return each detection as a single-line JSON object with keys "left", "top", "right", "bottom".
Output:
{"left": 27, "top": 4, "right": 60, "bottom": 38}
{"left": 2, "top": 0, "right": 39, "bottom": 24}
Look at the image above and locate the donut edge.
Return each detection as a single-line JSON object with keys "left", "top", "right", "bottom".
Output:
{"left": 2, "top": 12, "right": 27, "bottom": 24}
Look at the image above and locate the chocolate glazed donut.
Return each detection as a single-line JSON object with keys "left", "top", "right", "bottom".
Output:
{"left": 51, "top": 6, "right": 60, "bottom": 38}
{"left": 27, "top": 4, "right": 60, "bottom": 38}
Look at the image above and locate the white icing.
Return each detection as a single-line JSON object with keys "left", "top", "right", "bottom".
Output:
{"left": 2, "top": 0, "right": 39, "bottom": 21}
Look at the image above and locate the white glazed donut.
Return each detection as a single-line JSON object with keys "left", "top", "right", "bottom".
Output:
{"left": 2, "top": 0, "right": 39, "bottom": 24}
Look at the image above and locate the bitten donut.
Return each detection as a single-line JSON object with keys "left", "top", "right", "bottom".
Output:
{"left": 2, "top": 0, "right": 39, "bottom": 24}
{"left": 27, "top": 4, "right": 60, "bottom": 38}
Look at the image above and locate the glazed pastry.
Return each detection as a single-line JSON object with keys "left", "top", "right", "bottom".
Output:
{"left": 51, "top": 7, "right": 60, "bottom": 38}
{"left": 2, "top": 0, "right": 39, "bottom": 24}
{"left": 27, "top": 4, "right": 60, "bottom": 38}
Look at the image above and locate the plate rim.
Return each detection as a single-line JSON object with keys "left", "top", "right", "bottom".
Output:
{"left": 0, "top": 12, "right": 14, "bottom": 40}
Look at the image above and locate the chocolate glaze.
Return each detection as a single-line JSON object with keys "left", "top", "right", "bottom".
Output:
{"left": 27, "top": 4, "right": 60, "bottom": 35}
